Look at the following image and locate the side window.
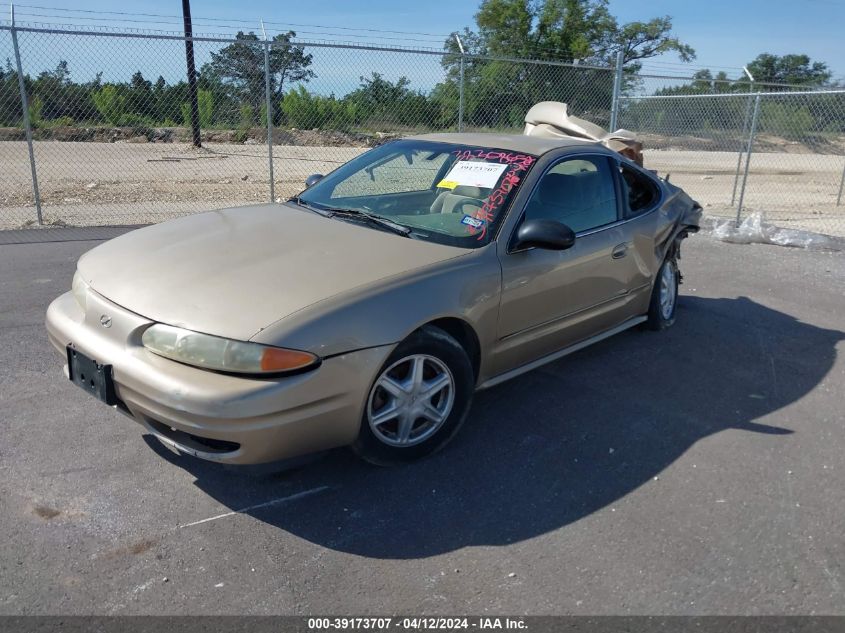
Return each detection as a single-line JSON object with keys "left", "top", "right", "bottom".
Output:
{"left": 620, "top": 164, "right": 660, "bottom": 215}
{"left": 332, "top": 150, "right": 448, "bottom": 198}
{"left": 523, "top": 156, "right": 618, "bottom": 233}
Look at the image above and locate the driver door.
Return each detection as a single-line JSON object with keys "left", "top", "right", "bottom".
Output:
{"left": 493, "top": 154, "right": 642, "bottom": 374}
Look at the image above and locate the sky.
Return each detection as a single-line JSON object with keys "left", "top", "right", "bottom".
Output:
{"left": 4, "top": 0, "right": 845, "bottom": 88}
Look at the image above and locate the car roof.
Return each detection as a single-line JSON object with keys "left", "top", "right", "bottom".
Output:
{"left": 406, "top": 132, "right": 600, "bottom": 155}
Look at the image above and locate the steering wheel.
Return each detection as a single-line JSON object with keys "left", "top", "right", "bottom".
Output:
{"left": 452, "top": 198, "right": 482, "bottom": 215}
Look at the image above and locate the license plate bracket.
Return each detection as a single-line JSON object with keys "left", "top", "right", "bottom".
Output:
{"left": 66, "top": 346, "right": 117, "bottom": 405}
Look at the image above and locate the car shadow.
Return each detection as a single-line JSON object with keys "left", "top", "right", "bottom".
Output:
{"left": 145, "top": 296, "right": 843, "bottom": 559}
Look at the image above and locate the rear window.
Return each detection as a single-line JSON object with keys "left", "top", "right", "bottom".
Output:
{"left": 620, "top": 164, "right": 660, "bottom": 215}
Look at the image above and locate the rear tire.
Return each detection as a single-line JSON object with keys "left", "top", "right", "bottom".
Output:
{"left": 646, "top": 258, "right": 678, "bottom": 331}
{"left": 352, "top": 326, "right": 474, "bottom": 466}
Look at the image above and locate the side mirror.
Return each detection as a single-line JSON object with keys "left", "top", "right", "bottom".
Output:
{"left": 305, "top": 173, "right": 324, "bottom": 188}
{"left": 513, "top": 219, "right": 576, "bottom": 251}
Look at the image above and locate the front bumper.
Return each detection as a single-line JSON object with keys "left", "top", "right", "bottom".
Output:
{"left": 45, "top": 290, "right": 393, "bottom": 464}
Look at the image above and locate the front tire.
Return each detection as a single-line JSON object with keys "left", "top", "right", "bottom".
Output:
{"left": 646, "top": 258, "right": 679, "bottom": 331}
{"left": 352, "top": 326, "right": 474, "bottom": 466}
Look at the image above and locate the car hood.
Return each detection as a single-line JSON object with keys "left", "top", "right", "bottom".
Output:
{"left": 77, "top": 203, "right": 469, "bottom": 341}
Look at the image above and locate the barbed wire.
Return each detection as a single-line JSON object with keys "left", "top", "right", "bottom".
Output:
{"left": 9, "top": 12, "right": 452, "bottom": 45}
{"left": 11, "top": 4, "right": 453, "bottom": 39}
{"left": 0, "top": 19, "right": 460, "bottom": 55}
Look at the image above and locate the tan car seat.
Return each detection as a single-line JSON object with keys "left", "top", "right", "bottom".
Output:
{"left": 430, "top": 186, "right": 485, "bottom": 215}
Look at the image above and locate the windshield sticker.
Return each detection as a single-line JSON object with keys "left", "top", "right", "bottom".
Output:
{"left": 451, "top": 149, "right": 536, "bottom": 171}
{"left": 447, "top": 150, "right": 537, "bottom": 240}
{"left": 437, "top": 161, "right": 509, "bottom": 190}
{"left": 461, "top": 215, "right": 484, "bottom": 229}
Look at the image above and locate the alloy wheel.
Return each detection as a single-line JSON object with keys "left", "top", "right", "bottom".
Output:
{"left": 367, "top": 354, "right": 455, "bottom": 447}
{"left": 659, "top": 262, "right": 677, "bottom": 320}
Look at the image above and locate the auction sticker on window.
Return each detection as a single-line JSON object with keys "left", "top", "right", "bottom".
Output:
{"left": 437, "top": 161, "right": 508, "bottom": 190}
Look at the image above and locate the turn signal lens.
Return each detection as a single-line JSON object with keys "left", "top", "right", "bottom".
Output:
{"left": 141, "top": 324, "right": 319, "bottom": 375}
{"left": 259, "top": 347, "right": 318, "bottom": 372}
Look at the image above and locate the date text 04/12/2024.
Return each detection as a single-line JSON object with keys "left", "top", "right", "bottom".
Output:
{"left": 307, "top": 617, "right": 528, "bottom": 630}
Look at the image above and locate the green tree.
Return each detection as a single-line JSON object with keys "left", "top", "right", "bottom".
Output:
{"left": 92, "top": 84, "right": 126, "bottom": 126}
{"left": 437, "top": 0, "right": 695, "bottom": 129}
{"left": 31, "top": 60, "right": 92, "bottom": 123}
{"left": 0, "top": 59, "right": 23, "bottom": 126}
{"left": 27, "top": 94, "right": 43, "bottom": 128}
{"left": 281, "top": 85, "right": 359, "bottom": 131}
{"left": 128, "top": 70, "right": 153, "bottom": 118}
{"left": 203, "top": 31, "right": 314, "bottom": 124}
{"left": 345, "top": 73, "right": 438, "bottom": 128}
{"left": 448, "top": 0, "right": 693, "bottom": 67}
{"left": 181, "top": 89, "right": 213, "bottom": 128}
{"left": 637, "top": 53, "right": 836, "bottom": 141}
{"left": 746, "top": 53, "right": 832, "bottom": 87}
{"left": 760, "top": 101, "right": 815, "bottom": 139}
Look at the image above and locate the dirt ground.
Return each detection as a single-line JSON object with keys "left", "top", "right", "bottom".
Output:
{"left": 1, "top": 141, "right": 844, "bottom": 236}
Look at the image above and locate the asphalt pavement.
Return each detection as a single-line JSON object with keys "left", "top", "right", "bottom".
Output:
{"left": 1, "top": 231, "right": 844, "bottom": 615}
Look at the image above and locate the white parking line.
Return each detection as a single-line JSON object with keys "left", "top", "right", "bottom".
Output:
{"left": 177, "top": 486, "right": 331, "bottom": 529}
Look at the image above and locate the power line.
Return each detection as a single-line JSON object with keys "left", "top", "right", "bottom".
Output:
{"left": 13, "top": 4, "right": 452, "bottom": 38}
{"left": 12, "top": 12, "right": 451, "bottom": 44}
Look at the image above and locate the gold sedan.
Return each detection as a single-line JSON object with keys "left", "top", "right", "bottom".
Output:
{"left": 46, "top": 132, "right": 700, "bottom": 465}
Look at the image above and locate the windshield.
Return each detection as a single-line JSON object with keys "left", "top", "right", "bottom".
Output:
{"left": 296, "top": 139, "right": 537, "bottom": 248}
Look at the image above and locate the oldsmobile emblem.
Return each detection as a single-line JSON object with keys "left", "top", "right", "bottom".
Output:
{"left": 99, "top": 314, "right": 112, "bottom": 328}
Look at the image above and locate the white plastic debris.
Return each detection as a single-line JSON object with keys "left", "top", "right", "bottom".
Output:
{"left": 710, "top": 212, "right": 845, "bottom": 251}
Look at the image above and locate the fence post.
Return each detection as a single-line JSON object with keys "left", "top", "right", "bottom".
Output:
{"left": 454, "top": 34, "right": 465, "bottom": 132}
{"left": 609, "top": 51, "right": 623, "bottom": 131}
{"left": 261, "top": 21, "right": 275, "bottom": 203}
{"left": 10, "top": 4, "right": 42, "bottom": 225}
{"left": 736, "top": 92, "right": 761, "bottom": 223}
{"left": 731, "top": 84, "right": 755, "bottom": 206}
{"left": 837, "top": 159, "right": 845, "bottom": 207}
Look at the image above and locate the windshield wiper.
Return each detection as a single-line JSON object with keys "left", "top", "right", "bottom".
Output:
{"left": 289, "top": 197, "right": 412, "bottom": 238}
{"left": 324, "top": 207, "right": 413, "bottom": 238}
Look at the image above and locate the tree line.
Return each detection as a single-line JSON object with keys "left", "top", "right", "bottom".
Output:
{"left": 621, "top": 54, "right": 843, "bottom": 141}
{"left": 0, "top": 1, "right": 839, "bottom": 140}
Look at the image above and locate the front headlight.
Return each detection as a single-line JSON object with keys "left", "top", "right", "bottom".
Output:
{"left": 71, "top": 270, "right": 88, "bottom": 311}
{"left": 141, "top": 324, "right": 319, "bottom": 375}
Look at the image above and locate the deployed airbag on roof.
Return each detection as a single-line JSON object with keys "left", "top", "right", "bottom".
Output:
{"left": 523, "top": 102, "right": 644, "bottom": 165}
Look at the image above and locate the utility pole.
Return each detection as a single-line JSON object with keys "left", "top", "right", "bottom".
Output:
{"left": 182, "top": 0, "right": 201, "bottom": 148}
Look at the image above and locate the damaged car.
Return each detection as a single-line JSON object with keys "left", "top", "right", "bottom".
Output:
{"left": 46, "top": 102, "right": 701, "bottom": 466}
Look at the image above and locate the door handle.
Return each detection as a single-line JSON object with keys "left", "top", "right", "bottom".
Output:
{"left": 611, "top": 243, "right": 629, "bottom": 259}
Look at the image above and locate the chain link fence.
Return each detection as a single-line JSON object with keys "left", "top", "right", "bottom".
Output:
{"left": 618, "top": 79, "right": 845, "bottom": 236}
{"left": 2, "top": 23, "right": 844, "bottom": 237}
